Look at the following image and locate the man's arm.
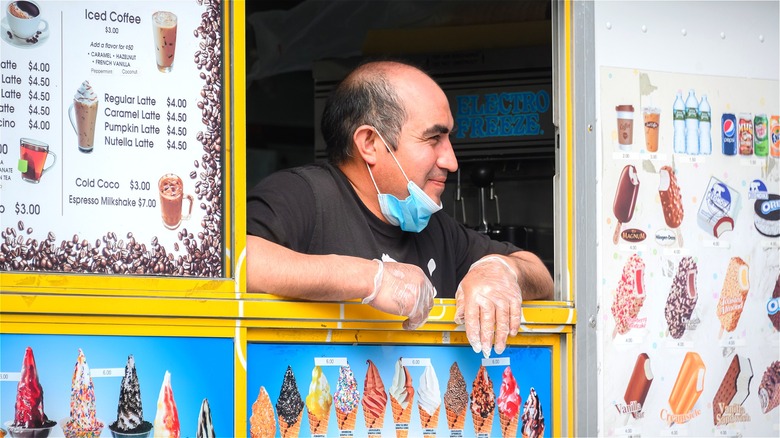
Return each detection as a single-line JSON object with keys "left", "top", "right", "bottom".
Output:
{"left": 504, "top": 250, "right": 554, "bottom": 301}
{"left": 246, "top": 235, "right": 436, "bottom": 329}
{"left": 246, "top": 234, "right": 376, "bottom": 300}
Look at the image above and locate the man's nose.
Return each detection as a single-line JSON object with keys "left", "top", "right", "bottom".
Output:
{"left": 437, "top": 138, "right": 458, "bottom": 173}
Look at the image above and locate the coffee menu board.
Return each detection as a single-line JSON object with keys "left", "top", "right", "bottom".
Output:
{"left": 0, "top": 0, "right": 227, "bottom": 279}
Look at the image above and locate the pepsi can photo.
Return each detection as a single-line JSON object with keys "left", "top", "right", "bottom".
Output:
{"left": 721, "top": 113, "right": 737, "bottom": 155}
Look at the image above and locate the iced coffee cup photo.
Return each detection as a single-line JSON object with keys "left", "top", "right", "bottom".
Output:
{"left": 643, "top": 107, "right": 660, "bottom": 153}
{"left": 18, "top": 138, "right": 56, "bottom": 184}
{"left": 159, "top": 173, "right": 193, "bottom": 230}
{"left": 152, "top": 11, "right": 177, "bottom": 72}
{"left": 4, "top": 0, "right": 48, "bottom": 42}
{"left": 68, "top": 80, "right": 98, "bottom": 153}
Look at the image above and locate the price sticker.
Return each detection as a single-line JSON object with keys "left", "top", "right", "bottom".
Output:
{"left": 620, "top": 426, "right": 642, "bottom": 436}
{"left": 667, "top": 340, "right": 691, "bottom": 349}
{"left": 612, "top": 152, "right": 636, "bottom": 160}
{"left": 663, "top": 248, "right": 689, "bottom": 257}
{"left": 704, "top": 240, "right": 730, "bottom": 249}
{"left": 166, "top": 97, "right": 188, "bottom": 108}
{"left": 765, "top": 240, "right": 779, "bottom": 249}
{"left": 741, "top": 157, "right": 764, "bottom": 167}
{"left": 28, "top": 61, "right": 51, "bottom": 72}
{"left": 91, "top": 368, "right": 124, "bottom": 377}
{"left": 15, "top": 202, "right": 41, "bottom": 215}
{"left": 719, "top": 338, "right": 745, "bottom": 348}
{"left": 314, "top": 357, "right": 347, "bottom": 367}
{"left": 0, "top": 372, "right": 21, "bottom": 381}
{"left": 401, "top": 358, "right": 430, "bottom": 367}
{"left": 482, "top": 357, "right": 510, "bottom": 367}
{"left": 129, "top": 180, "right": 151, "bottom": 191}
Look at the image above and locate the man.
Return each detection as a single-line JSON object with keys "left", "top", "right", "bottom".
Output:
{"left": 247, "top": 60, "right": 553, "bottom": 357}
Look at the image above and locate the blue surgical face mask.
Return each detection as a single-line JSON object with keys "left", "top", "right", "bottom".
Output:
{"left": 366, "top": 129, "right": 442, "bottom": 232}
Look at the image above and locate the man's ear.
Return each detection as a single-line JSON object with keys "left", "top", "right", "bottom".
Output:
{"left": 353, "top": 125, "right": 379, "bottom": 165}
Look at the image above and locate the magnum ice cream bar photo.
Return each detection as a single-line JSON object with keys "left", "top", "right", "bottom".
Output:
{"left": 665, "top": 351, "right": 706, "bottom": 425}
{"left": 658, "top": 165, "right": 684, "bottom": 247}
{"left": 712, "top": 354, "right": 753, "bottom": 426}
{"left": 611, "top": 254, "right": 646, "bottom": 338}
{"left": 612, "top": 165, "right": 640, "bottom": 244}
{"left": 620, "top": 353, "right": 653, "bottom": 419}
{"left": 717, "top": 257, "right": 750, "bottom": 338}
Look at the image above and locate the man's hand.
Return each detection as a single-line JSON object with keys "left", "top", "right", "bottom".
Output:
{"left": 454, "top": 256, "right": 522, "bottom": 357}
{"left": 363, "top": 260, "right": 436, "bottom": 330}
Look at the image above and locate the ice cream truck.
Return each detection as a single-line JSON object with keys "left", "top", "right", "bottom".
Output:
{"left": 0, "top": 1, "right": 778, "bottom": 436}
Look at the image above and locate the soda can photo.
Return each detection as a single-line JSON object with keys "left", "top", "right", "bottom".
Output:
{"left": 770, "top": 114, "right": 780, "bottom": 158}
{"left": 754, "top": 113, "right": 769, "bottom": 157}
{"left": 721, "top": 113, "right": 737, "bottom": 155}
{"left": 738, "top": 113, "right": 754, "bottom": 156}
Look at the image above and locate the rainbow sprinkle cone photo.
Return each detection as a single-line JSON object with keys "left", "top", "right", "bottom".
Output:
{"left": 334, "top": 364, "right": 360, "bottom": 435}
{"left": 61, "top": 349, "right": 104, "bottom": 438}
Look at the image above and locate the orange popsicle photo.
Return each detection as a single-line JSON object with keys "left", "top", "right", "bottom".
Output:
{"left": 668, "top": 352, "right": 706, "bottom": 423}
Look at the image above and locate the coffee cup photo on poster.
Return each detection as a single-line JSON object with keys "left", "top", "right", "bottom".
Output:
{"left": 3, "top": 0, "right": 48, "bottom": 45}
{"left": 152, "top": 11, "right": 177, "bottom": 72}
{"left": 18, "top": 137, "right": 56, "bottom": 183}
{"left": 68, "top": 80, "right": 98, "bottom": 153}
{"left": 158, "top": 173, "right": 193, "bottom": 230}
{"left": 616, "top": 104, "right": 635, "bottom": 150}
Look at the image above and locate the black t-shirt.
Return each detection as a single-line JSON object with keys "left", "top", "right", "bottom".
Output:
{"left": 246, "top": 163, "right": 520, "bottom": 298}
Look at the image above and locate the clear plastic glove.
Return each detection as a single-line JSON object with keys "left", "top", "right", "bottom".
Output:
{"left": 363, "top": 259, "right": 435, "bottom": 330}
{"left": 454, "top": 256, "right": 522, "bottom": 357}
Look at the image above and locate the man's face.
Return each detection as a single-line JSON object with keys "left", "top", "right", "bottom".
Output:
{"left": 376, "top": 74, "right": 458, "bottom": 204}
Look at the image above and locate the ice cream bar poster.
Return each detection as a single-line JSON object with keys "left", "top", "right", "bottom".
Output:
{"left": 0, "top": 333, "right": 234, "bottom": 437}
{"left": 246, "top": 343, "right": 552, "bottom": 438}
{"left": 598, "top": 66, "right": 780, "bottom": 436}
{"left": 0, "top": 0, "right": 226, "bottom": 278}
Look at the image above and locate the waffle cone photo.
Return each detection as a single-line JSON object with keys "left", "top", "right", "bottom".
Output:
{"left": 499, "top": 411, "right": 519, "bottom": 438}
{"left": 336, "top": 408, "right": 357, "bottom": 431}
{"left": 278, "top": 412, "right": 302, "bottom": 438}
{"left": 363, "top": 408, "right": 385, "bottom": 432}
{"left": 473, "top": 412, "right": 494, "bottom": 436}
{"left": 445, "top": 408, "right": 466, "bottom": 430}
{"left": 419, "top": 405, "right": 440, "bottom": 429}
{"left": 307, "top": 410, "right": 329, "bottom": 436}
{"left": 391, "top": 397, "right": 413, "bottom": 438}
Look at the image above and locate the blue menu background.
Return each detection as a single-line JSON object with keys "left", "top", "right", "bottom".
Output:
{"left": 0, "top": 334, "right": 234, "bottom": 437}
{"left": 247, "top": 343, "right": 552, "bottom": 437}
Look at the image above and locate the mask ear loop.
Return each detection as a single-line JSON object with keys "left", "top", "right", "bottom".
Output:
{"left": 365, "top": 163, "right": 382, "bottom": 195}
{"left": 373, "top": 128, "right": 411, "bottom": 183}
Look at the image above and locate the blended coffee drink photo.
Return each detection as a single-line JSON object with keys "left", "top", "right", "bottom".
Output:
{"left": 159, "top": 173, "right": 193, "bottom": 230}
{"left": 152, "top": 11, "right": 177, "bottom": 72}
{"left": 643, "top": 107, "right": 660, "bottom": 153}
{"left": 6, "top": 0, "right": 48, "bottom": 40}
{"left": 19, "top": 138, "right": 56, "bottom": 183}
{"left": 68, "top": 80, "right": 98, "bottom": 153}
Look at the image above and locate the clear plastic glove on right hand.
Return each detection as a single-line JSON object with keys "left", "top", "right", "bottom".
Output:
{"left": 363, "top": 260, "right": 435, "bottom": 330}
{"left": 454, "top": 256, "right": 522, "bottom": 357}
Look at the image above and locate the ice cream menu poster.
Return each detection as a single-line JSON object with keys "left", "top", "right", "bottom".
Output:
{"left": 599, "top": 67, "right": 780, "bottom": 436}
{"left": 0, "top": 0, "right": 225, "bottom": 278}
{"left": 246, "top": 343, "right": 551, "bottom": 438}
{"left": 0, "top": 333, "right": 234, "bottom": 437}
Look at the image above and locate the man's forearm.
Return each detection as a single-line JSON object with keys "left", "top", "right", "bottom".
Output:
{"left": 245, "top": 235, "right": 376, "bottom": 301}
{"left": 506, "top": 251, "right": 554, "bottom": 300}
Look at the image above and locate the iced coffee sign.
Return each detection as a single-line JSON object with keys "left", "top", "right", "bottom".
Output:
{"left": 0, "top": 0, "right": 226, "bottom": 277}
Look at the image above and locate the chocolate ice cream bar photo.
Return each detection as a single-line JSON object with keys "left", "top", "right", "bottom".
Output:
{"left": 667, "top": 352, "right": 706, "bottom": 425}
{"left": 658, "top": 166, "right": 684, "bottom": 246}
{"left": 664, "top": 257, "right": 699, "bottom": 339}
{"left": 622, "top": 353, "right": 653, "bottom": 419}
{"left": 759, "top": 361, "right": 780, "bottom": 414}
{"left": 612, "top": 165, "right": 640, "bottom": 244}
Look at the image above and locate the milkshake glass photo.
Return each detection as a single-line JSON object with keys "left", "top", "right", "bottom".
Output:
{"left": 68, "top": 80, "right": 98, "bottom": 153}
{"left": 152, "top": 11, "right": 177, "bottom": 72}
{"left": 158, "top": 173, "right": 193, "bottom": 230}
{"left": 19, "top": 138, "right": 56, "bottom": 183}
